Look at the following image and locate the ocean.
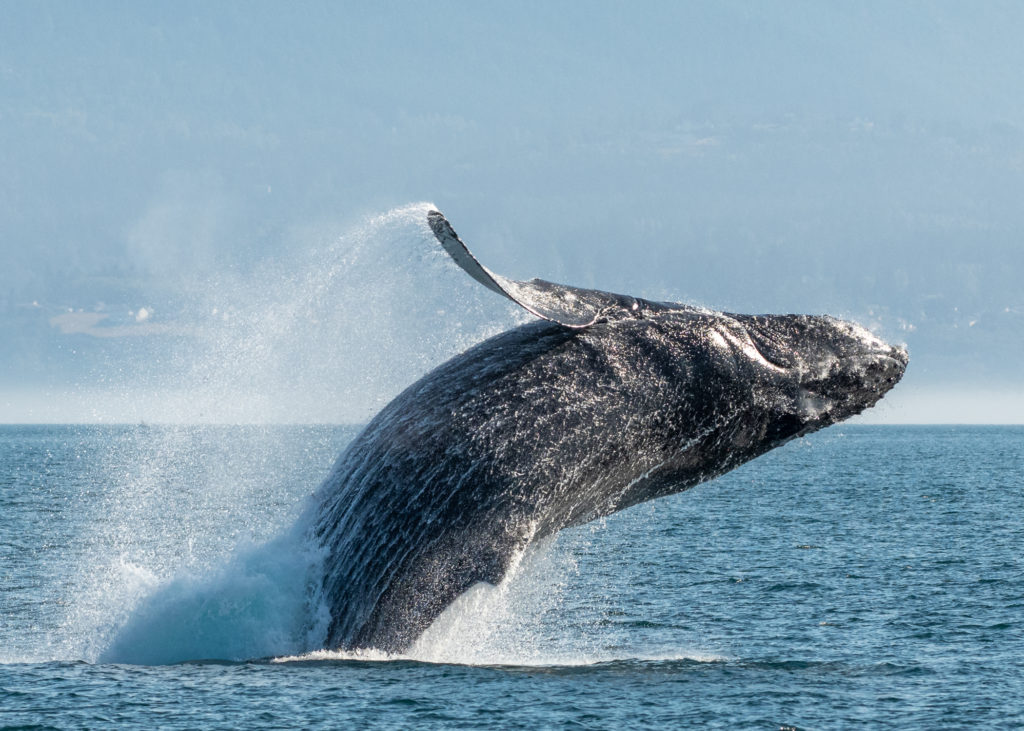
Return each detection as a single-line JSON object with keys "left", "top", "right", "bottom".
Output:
{"left": 1, "top": 424, "right": 1021, "bottom": 729}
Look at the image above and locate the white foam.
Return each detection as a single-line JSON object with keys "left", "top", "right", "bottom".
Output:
{"left": 98, "top": 521, "right": 330, "bottom": 665}
{"left": 270, "top": 649, "right": 727, "bottom": 667}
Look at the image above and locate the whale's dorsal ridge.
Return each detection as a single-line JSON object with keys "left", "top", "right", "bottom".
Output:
{"left": 428, "top": 209, "right": 651, "bottom": 328}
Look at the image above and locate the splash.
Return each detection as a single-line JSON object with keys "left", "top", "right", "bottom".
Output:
{"left": 97, "top": 515, "right": 329, "bottom": 665}
{"left": 56, "top": 204, "right": 520, "bottom": 663}
{"left": 55, "top": 204, "right": 747, "bottom": 667}
{"left": 152, "top": 202, "right": 520, "bottom": 423}
{"left": 271, "top": 534, "right": 726, "bottom": 668}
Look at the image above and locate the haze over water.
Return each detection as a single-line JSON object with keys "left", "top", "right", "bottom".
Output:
{"left": 3, "top": 2, "right": 1024, "bottom": 423}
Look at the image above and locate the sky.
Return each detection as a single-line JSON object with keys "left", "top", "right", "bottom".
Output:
{"left": 2, "top": 1, "right": 1023, "bottom": 423}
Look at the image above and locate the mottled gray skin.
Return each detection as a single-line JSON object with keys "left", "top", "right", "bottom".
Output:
{"left": 313, "top": 303, "right": 907, "bottom": 652}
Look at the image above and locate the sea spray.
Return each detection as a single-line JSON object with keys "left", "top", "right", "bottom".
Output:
{"left": 269, "top": 535, "right": 587, "bottom": 666}
{"left": 168, "top": 202, "right": 519, "bottom": 424}
{"left": 408, "top": 534, "right": 581, "bottom": 665}
{"left": 54, "top": 426, "right": 345, "bottom": 663}
{"left": 98, "top": 509, "right": 330, "bottom": 665}
{"left": 270, "top": 524, "right": 728, "bottom": 668}
{"left": 58, "top": 205, "right": 517, "bottom": 663}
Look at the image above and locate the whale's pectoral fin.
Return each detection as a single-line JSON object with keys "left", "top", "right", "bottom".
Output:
{"left": 428, "top": 209, "right": 656, "bottom": 328}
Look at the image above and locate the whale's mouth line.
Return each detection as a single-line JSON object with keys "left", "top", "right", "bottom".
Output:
{"left": 740, "top": 326, "right": 795, "bottom": 371}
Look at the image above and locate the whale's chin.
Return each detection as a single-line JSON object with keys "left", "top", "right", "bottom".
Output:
{"left": 799, "top": 347, "right": 908, "bottom": 427}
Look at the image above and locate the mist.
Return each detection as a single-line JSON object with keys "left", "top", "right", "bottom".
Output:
{"left": 2, "top": 1, "right": 1022, "bottom": 423}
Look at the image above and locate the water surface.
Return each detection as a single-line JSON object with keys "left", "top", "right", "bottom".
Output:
{"left": 1, "top": 425, "right": 1021, "bottom": 728}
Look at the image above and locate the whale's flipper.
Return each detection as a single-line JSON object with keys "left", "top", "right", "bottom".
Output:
{"left": 428, "top": 209, "right": 655, "bottom": 328}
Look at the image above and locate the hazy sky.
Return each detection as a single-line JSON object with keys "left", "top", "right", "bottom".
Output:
{"left": 2, "top": 1, "right": 1023, "bottom": 423}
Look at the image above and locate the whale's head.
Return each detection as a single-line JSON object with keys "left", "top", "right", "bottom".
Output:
{"left": 426, "top": 209, "right": 907, "bottom": 443}
{"left": 723, "top": 313, "right": 908, "bottom": 438}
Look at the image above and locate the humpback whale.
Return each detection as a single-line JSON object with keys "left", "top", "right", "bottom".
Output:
{"left": 313, "top": 211, "right": 907, "bottom": 653}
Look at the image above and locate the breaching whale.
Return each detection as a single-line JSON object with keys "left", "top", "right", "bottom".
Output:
{"left": 313, "top": 211, "right": 907, "bottom": 653}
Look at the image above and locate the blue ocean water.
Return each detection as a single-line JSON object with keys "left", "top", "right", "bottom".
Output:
{"left": 1, "top": 424, "right": 1022, "bottom": 728}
